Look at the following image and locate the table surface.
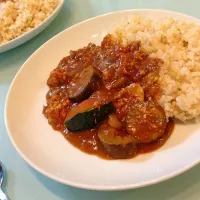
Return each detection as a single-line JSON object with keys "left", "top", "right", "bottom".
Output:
{"left": 1, "top": 0, "right": 200, "bottom": 199}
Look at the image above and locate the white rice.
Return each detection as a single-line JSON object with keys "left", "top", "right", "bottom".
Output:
{"left": 0, "top": 0, "right": 59, "bottom": 44}
{"left": 111, "top": 16, "right": 200, "bottom": 121}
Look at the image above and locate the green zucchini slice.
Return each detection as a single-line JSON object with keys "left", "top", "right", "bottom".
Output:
{"left": 65, "top": 100, "right": 114, "bottom": 132}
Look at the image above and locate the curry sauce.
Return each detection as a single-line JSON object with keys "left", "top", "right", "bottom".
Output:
{"left": 43, "top": 34, "right": 174, "bottom": 159}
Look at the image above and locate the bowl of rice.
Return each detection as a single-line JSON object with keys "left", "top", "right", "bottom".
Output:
{"left": 0, "top": 0, "right": 64, "bottom": 53}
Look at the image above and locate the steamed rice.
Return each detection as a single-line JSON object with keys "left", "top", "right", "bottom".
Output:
{"left": 112, "top": 17, "right": 200, "bottom": 121}
{"left": 0, "top": 0, "right": 59, "bottom": 44}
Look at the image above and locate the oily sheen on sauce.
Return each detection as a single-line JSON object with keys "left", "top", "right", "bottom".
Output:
{"left": 43, "top": 34, "right": 174, "bottom": 159}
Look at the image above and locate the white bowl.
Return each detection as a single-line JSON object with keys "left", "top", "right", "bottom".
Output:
{"left": 4, "top": 9, "right": 200, "bottom": 191}
{"left": 0, "top": 0, "right": 64, "bottom": 54}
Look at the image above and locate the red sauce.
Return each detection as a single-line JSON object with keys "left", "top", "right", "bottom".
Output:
{"left": 137, "top": 118, "right": 174, "bottom": 154}
{"left": 64, "top": 118, "right": 174, "bottom": 159}
{"left": 43, "top": 34, "right": 174, "bottom": 160}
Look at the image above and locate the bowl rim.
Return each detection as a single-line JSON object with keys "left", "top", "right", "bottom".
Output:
{"left": 4, "top": 9, "right": 200, "bottom": 191}
{"left": 0, "top": 0, "right": 64, "bottom": 50}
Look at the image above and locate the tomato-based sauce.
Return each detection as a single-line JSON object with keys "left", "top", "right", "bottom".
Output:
{"left": 43, "top": 34, "right": 174, "bottom": 159}
{"left": 64, "top": 118, "right": 174, "bottom": 159}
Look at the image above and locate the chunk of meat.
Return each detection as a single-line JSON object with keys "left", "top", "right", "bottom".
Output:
{"left": 118, "top": 53, "right": 162, "bottom": 83}
{"left": 47, "top": 43, "right": 101, "bottom": 88}
{"left": 67, "top": 66, "right": 101, "bottom": 102}
{"left": 47, "top": 62, "right": 85, "bottom": 88}
{"left": 126, "top": 100, "right": 167, "bottom": 143}
{"left": 98, "top": 120, "right": 137, "bottom": 159}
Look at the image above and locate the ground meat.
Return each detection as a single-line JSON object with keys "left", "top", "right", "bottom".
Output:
{"left": 43, "top": 87, "right": 72, "bottom": 130}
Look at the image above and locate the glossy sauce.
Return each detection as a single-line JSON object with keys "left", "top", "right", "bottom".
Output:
{"left": 43, "top": 34, "right": 174, "bottom": 159}
{"left": 63, "top": 118, "right": 174, "bottom": 159}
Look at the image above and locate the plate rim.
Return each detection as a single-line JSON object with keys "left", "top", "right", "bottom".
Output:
{"left": 4, "top": 9, "right": 200, "bottom": 191}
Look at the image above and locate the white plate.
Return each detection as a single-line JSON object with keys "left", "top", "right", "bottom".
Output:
{"left": 0, "top": 0, "right": 64, "bottom": 54}
{"left": 5, "top": 9, "right": 200, "bottom": 191}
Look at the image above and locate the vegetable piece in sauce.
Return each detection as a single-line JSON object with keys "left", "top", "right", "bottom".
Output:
{"left": 108, "top": 114, "right": 123, "bottom": 129}
{"left": 126, "top": 100, "right": 167, "bottom": 143}
{"left": 67, "top": 66, "right": 101, "bottom": 102}
{"left": 44, "top": 33, "right": 173, "bottom": 160}
{"left": 98, "top": 120, "right": 136, "bottom": 159}
{"left": 65, "top": 99, "right": 115, "bottom": 132}
{"left": 126, "top": 83, "right": 144, "bottom": 101}
{"left": 113, "top": 83, "right": 144, "bottom": 121}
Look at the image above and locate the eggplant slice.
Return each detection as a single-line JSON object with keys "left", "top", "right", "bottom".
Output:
{"left": 126, "top": 100, "right": 167, "bottom": 143}
{"left": 98, "top": 121, "right": 137, "bottom": 159}
{"left": 67, "top": 66, "right": 101, "bottom": 102}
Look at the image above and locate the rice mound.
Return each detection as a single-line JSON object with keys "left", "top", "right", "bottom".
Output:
{"left": 112, "top": 16, "right": 200, "bottom": 122}
{"left": 0, "top": 0, "right": 59, "bottom": 44}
